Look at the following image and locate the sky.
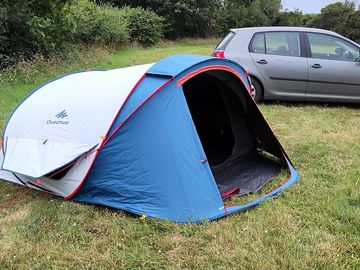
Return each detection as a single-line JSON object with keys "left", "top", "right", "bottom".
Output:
{"left": 282, "top": 0, "right": 358, "bottom": 14}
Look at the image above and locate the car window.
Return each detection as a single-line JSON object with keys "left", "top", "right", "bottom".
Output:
{"left": 307, "top": 33, "right": 360, "bottom": 62}
{"left": 216, "top": 31, "right": 235, "bottom": 50}
{"left": 265, "top": 32, "right": 301, "bottom": 57}
{"left": 250, "top": 33, "right": 265, "bottom": 53}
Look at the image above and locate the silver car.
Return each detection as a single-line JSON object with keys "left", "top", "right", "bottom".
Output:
{"left": 212, "top": 27, "right": 360, "bottom": 103}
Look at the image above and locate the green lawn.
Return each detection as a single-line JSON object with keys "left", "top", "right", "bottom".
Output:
{"left": 0, "top": 41, "right": 359, "bottom": 269}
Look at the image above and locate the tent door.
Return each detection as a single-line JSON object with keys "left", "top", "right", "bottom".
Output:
{"left": 182, "top": 71, "right": 283, "bottom": 198}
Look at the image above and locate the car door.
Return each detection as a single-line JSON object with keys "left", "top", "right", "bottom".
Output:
{"left": 306, "top": 32, "right": 360, "bottom": 102}
{"left": 249, "top": 31, "right": 308, "bottom": 99}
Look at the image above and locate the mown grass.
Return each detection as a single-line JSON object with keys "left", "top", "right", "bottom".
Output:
{"left": 0, "top": 39, "right": 359, "bottom": 269}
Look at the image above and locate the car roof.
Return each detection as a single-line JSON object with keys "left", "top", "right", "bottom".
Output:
{"left": 230, "top": 26, "right": 340, "bottom": 36}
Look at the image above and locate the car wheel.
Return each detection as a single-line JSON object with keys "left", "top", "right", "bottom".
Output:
{"left": 251, "top": 78, "right": 263, "bottom": 104}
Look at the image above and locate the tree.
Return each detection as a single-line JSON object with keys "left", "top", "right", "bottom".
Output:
{"left": 223, "top": 0, "right": 281, "bottom": 29}
{"left": 343, "top": 10, "right": 360, "bottom": 43}
{"left": 107, "top": 0, "right": 281, "bottom": 38}
{"left": 312, "top": 2, "right": 355, "bottom": 33}
{"left": 301, "top": 13, "right": 318, "bottom": 27}
{"left": 103, "top": 0, "right": 226, "bottom": 38}
{"left": 0, "top": 0, "right": 73, "bottom": 66}
{"left": 275, "top": 10, "right": 303, "bottom": 26}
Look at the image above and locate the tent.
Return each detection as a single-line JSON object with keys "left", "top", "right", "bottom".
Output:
{"left": 0, "top": 54, "right": 299, "bottom": 223}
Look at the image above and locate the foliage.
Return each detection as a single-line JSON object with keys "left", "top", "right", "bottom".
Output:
{"left": 0, "top": 6, "right": 8, "bottom": 66}
{"left": 138, "top": 0, "right": 226, "bottom": 39}
{"left": 2, "top": 0, "right": 360, "bottom": 70}
{"left": 222, "top": 2, "right": 248, "bottom": 29}
{"left": 123, "top": 7, "right": 164, "bottom": 47}
{"left": 110, "top": 0, "right": 281, "bottom": 38}
{"left": 275, "top": 10, "right": 303, "bottom": 26}
{"left": 301, "top": 13, "right": 318, "bottom": 28}
{"left": 276, "top": 1, "right": 360, "bottom": 43}
{"left": 222, "top": 0, "right": 281, "bottom": 32}
{"left": 0, "top": 0, "right": 73, "bottom": 68}
{"left": 311, "top": 1, "right": 360, "bottom": 43}
{"left": 69, "top": 0, "right": 128, "bottom": 44}
{"left": 312, "top": 2, "right": 355, "bottom": 34}
{"left": 343, "top": 10, "right": 360, "bottom": 43}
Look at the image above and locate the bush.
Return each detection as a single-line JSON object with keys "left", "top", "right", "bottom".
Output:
{"left": 343, "top": 10, "right": 360, "bottom": 43}
{"left": 69, "top": 0, "right": 128, "bottom": 45}
{"left": 0, "top": 0, "right": 73, "bottom": 68}
{"left": 123, "top": 7, "right": 164, "bottom": 47}
{"left": 312, "top": 2, "right": 355, "bottom": 34}
{"left": 0, "top": 6, "right": 9, "bottom": 67}
{"left": 301, "top": 14, "right": 318, "bottom": 27}
{"left": 110, "top": 0, "right": 226, "bottom": 39}
{"left": 275, "top": 10, "right": 304, "bottom": 26}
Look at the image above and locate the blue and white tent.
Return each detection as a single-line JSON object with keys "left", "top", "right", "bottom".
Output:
{"left": 0, "top": 55, "right": 298, "bottom": 222}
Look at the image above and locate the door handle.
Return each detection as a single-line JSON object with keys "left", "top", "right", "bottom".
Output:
{"left": 311, "top": 64, "right": 322, "bottom": 69}
{"left": 257, "top": 59, "right": 268, "bottom": 64}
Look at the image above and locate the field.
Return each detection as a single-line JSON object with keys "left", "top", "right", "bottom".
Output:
{"left": 0, "top": 40, "right": 359, "bottom": 269}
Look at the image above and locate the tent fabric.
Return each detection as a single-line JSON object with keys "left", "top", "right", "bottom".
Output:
{"left": 1, "top": 64, "right": 153, "bottom": 197}
{"left": 3, "top": 137, "right": 96, "bottom": 178}
{"left": 0, "top": 151, "right": 24, "bottom": 186}
{"left": 0, "top": 54, "right": 299, "bottom": 223}
{"left": 73, "top": 77, "right": 224, "bottom": 222}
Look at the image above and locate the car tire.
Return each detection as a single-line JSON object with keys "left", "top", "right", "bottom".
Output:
{"left": 251, "top": 78, "right": 263, "bottom": 104}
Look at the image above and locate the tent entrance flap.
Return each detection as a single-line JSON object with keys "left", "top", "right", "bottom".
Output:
{"left": 2, "top": 137, "right": 97, "bottom": 178}
{"left": 182, "top": 71, "right": 282, "bottom": 197}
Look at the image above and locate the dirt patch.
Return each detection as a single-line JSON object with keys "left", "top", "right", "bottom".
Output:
{"left": 165, "top": 232, "right": 189, "bottom": 262}
{"left": 0, "top": 207, "right": 29, "bottom": 228}
{"left": 0, "top": 207, "right": 29, "bottom": 261}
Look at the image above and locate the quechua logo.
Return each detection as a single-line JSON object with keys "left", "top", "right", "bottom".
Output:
{"left": 47, "top": 110, "right": 69, "bottom": 125}
{"left": 55, "top": 110, "right": 68, "bottom": 119}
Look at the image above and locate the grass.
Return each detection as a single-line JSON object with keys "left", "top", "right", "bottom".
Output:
{"left": 0, "top": 39, "right": 359, "bottom": 269}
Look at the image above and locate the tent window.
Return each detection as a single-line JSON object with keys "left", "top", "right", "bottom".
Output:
{"left": 182, "top": 71, "right": 283, "bottom": 198}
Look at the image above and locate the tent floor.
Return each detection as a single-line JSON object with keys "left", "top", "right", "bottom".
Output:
{"left": 211, "top": 151, "right": 282, "bottom": 198}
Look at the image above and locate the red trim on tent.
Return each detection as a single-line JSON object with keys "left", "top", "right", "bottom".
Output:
{"left": 64, "top": 74, "right": 147, "bottom": 200}
{"left": 176, "top": 65, "right": 251, "bottom": 93}
{"left": 64, "top": 76, "right": 173, "bottom": 200}
{"left": 221, "top": 187, "right": 240, "bottom": 199}
{"left": 64, "top": 149, "right": 99, "bottom": 200}
{"left": 224, "top": 170, "right": 293, "bottom": 208}
{"left": 100, "top": 73, "right": 147, "bottom": 149}
{"left": 101, "top": 77, "right": 173, "bottom": 147}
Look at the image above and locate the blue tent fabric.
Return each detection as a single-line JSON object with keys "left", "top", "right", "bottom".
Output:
{"left": 73, "top": 78, "right": 224, "bottom": 222}
{"left": 147, "top": 54, "right": 247, "bottom": 81}
{"left": 72, "top": 55, "right": 299, "bottom": 223}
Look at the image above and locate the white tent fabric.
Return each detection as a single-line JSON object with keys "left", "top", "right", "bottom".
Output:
{"left": 3, "top": 137, "right": 96, "bottom": 178}
{"left": 11, "top": 150, "right": 97, "bottom": 197}
{"left": 1, "top": 63, "right": 153, "bottom": 197}
{"left": 0, "top": 150, "right": 24, "bottom": 186}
